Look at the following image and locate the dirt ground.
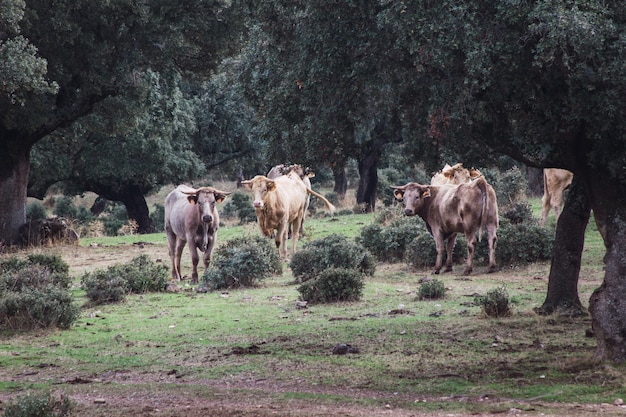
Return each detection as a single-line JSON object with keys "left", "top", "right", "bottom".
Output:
{"left": 2, "top": 242, "right": 624, "bottom": 417}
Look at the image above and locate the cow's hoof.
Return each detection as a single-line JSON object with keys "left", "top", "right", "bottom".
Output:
{"left": 432, "top": 270, "right": 441, "bottom": 275}
{"left": 462, "top": 269, "right": 472, "bottom": 276}
{"left": 487, "top": 265, "right": 498, "bottom": 273}
{"left": 444, "top": 266, "right": 453, "bottom": 273}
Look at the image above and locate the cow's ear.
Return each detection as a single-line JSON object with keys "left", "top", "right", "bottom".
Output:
{"left": 240, "top": 180, "right": 252, "bottom": 190}
{"left": 393, "top": 190, "right": 404, "bottom": 200}
{"left": 214, "top": 193, "right": 227, "bottom": 203}
{"left": 421, "top": 188, "right": 432, "bottom": 199}
{"left": 267, "top": 181, "right": 276, "bottom": 191}
{"left": 187, "top": 195, "right": 198, "bottom": 205}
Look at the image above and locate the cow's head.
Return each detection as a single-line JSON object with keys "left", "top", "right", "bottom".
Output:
{"left": 391, "top": 183, "right": 431, "bottom": 216}
{"left": 182, "top": 187, "right": 231, "bottom": 224}
{"left": 241, "top": 176, "right": 276, "bottom": 208}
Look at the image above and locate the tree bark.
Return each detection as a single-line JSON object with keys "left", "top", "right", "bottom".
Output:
{"left": 356, "top": 147, "right": 379, "bottom": 212}
{"left": 536, "top": 177, "right": 589, "bottom": 316}
{"left": 0, "top": 138, "right": 31, "bottom": 245}
{"left": 332, "top": 165, "right": 347, "bottom": 198}
{"left": 118, "top": 186, "right": 155, "bottom": 234}
{"left": 584, "top": 170, "right": 626, "bottom": 362}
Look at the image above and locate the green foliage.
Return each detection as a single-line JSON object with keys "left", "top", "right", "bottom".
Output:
{"left": 26, "top": 201, "right": 47, "bottom": 221}
{"left": 289, "top": 234, "right": 375, "bottom": 283}
{"left": 417, "top": 279, "right": 446, "bottom": 300}
{"left": 497, "top": 218, "right": 554, "bottom": 265}
{"left": 222, "top": 191, "right": 256, "bottom": 224}
{"left": 357, "top": 216, "right": 425, "bottom": 262}
{"left": 150, "top": 204, "right": 165, "bottom": 233}
{"left": 297, "top": 267, "right": 364, "bottom": 304}
{"left": 475, "top": 287, "right": 512, "bottom": 318}
{"left": 81, "top": 255, "right": 167, "bottom": 304}
{"left": 3, "top": 392, "right": 74, "bottom": 417}
{"left": 501, "top": 201, "right": 534, "bottom": 225}
{"left": 489, "top": 166, "right": 528, "bottom": 206}
{"left": 201, "top": 236, "right": 282, "bottom": 290}
{"left": 0, "top": 260, "right": 79, "bottom": 330}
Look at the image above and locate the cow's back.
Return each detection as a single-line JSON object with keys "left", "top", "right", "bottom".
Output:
{"left": 165, "top": 185, "right": 195, "bottom": 236}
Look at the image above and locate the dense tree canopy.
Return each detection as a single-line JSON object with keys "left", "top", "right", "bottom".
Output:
{"left": 0, "top": 0, "right": 246, "bottom": 243}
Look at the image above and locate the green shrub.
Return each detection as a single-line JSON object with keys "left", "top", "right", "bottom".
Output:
{"left": 290, "top": 234, "right": 375, "bottom": 283}
{"left": 222, "top": 191, "right": 256, "bottom": 224}
{"left": 417, "top": 278, "right": 446, "bottom": 300}
{"left": 150, "top": 203, "right": 165, "bottom": 232}
{"left": 103, "top": 204, "right": 129, "bottom": 236}
{"left": 1, "top": 255, "right": 71, "bottom": 290}
{"left": 475, "top": 287, "right": 511, "bottom": 317}
{"left": 501, "top": 201, "right": 534, "bottom": 225}
{"left": 26, "top": 201, "right": 48, "bottom": 221}
{"left": 497, "top": 218, "right": 553, "bottom": 264}
{"left": 0, "top": 284, "right": 79, "bottom": 329}
{"left": 357, "top": 216, "right": 424, "bottom": 262}
{"left": 404, "top": 232, "right": 467, "bottom": 270}
{"left": 80, "top": 255, "right": 167, "bottom": 304}
{"left": 201, "top": 235, "right": 282, "bottom": 290}
{"left": 119, "top": 254, "right": 169, "bottom": 293}
{"left": 81, "top": 269, "right": 128, "bottom": 304}
{"left": 297, "top": 267, "right": 364, "bottom": 304}
{"left": 489, "top": 166, "right": 528, "bottom": 206}
{"left": 3, "top": 392, "right": 74, "bottom": 417}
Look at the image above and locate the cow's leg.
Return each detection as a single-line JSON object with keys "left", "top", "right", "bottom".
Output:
{"left": 444, "top": 234, "right": 457, "bottom": 272}
{"left": 166, "top": 230, "right": 179, "bottom": 280}
{"left": 276, "top": 223, "right": 288, "bottom": 259}
{"left": 187, "top": 240, "right": 200, "bottom": 284}
{"left": 486, "top": 225, "right": 498, "bottom": 273}
{"left": 541, "top": 193, "right": 551, "bottom": 226}
{"left": 432, "top": 233, "right": 445, "bottom": 274}
{"left": 291, "top": 216, "right": 302, "bottom": 256}
{"left": 203, "top": 235, "right": 216, "bottom": 273}
{"left": 174, "top": 239, "right": 186, "bottom": 281}
{"left": 463, "top": 231, "right": 478, "bottom": 275}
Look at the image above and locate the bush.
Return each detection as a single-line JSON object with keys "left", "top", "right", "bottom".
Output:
{"left": 289, "top": 234, "right": 376, "bottom": 283}
{"left": 81, "top": 255, "right": 168, "bottom": 304}
{"left": 0, "top": 284, "right": 79, "bottom": 329}
{"left": 1, "top": 255, "right": 71, "bottom": 290}
{"left": 497, "top": 218, "right": 554, "bottom": 264}
{"left": 297, "top": 267, "right": 364, "bottom": 304}
{"left": 475, "top": 287, "right": 511, "bottom": 317}
{"left": 222, "top": 191, "right": 256, "bottom": 224}
{"left": 417, "top": 278, "right": 446, "bottom": 300}
{"left": 490, "top": 166, "right": 528, "bottom": 206}
{"left": 201, "top": 235, "right": 282, "bottom": 290}
{"left": 501, "top": 201, "right": 534, "bottom": 225}
{"left": 3, "top": 392, "right": 74, "bottom": 417}
{"left": 26, "top": 201, "right": 48, "bottom": 221}
{"left": 357, "top": 216, "right": 424, "bottom": 262}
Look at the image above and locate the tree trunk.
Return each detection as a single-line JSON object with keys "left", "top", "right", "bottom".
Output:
{"left": 119, "top": 186, "right": 155, "bottom": 234}
{"left": 332, "top": 165, "right": 347, "bottom": 198}
{"left": 356, "top": 150, "right": 379, "bottom": 212}
{"left": 0, "top": 141, "right": 30, "bottom": 245}
{"left": 526, "top": 166, "right": 544, "bottom": 197}
{"left": 585, "top": 171, "right": 626, "bottom": 362}
{"left": 536, "top": 177, "right": 589, "bottom": 316}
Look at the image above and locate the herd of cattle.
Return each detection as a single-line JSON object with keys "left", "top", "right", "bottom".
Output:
{"left": 163, "top": 163, "right": 573, "bottom": 283}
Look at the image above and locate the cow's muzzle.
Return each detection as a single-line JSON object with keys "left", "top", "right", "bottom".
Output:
{"left": 202, "top": 215, "right": 213, "bottom": 223}
{"left": 404, "top": 209, "right": 415, "bottom": 216}
{"left": 253, "top": 201, "right": 263, "bottom": 208}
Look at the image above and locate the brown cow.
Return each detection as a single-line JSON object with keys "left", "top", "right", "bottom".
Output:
{"left": 430, "top": 163, "right": 482, "bottom": 186}
{"left": 540, "top": 168, "right": 574, "bottom": 226}
{"left": 242, "top": 174, "right": 335, "bottom": 259}
{"left": 164, "top": 185, "right": 231, "bottom": 283}
{"left": 392, "top": 177, "right": 498, "bottom": 275}
{"left": 267, "top": 164, "right": 315, "bottom": 234}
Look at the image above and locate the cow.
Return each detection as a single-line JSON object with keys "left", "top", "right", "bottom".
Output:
{"left": 430, "top": 163, "right": 482, "bottom": 186}
{"left": 164, "top": 185, "right": 231, "bottom": 284}
{"left": 540, "top": 168, "right": 574, "bottom": 226}
{"left": 267, "top": 164, "right": 315, "bottom": 235}
{"left": 392, "top": 177, "right": 498, "bottom": 275}
{"left": 241, "top": 174, "right": 335, "bottom": 259}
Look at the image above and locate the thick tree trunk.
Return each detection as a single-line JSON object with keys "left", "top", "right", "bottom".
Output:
{"left": 119, "top": 186, "right": 155, "bottom": 234}
{"left": 0, "top": 143, "right": 30, "bottom": 245}
{"left": 536, "top": 177, "right": 589, "bottom": 316}
{"left": 356, "top": 154, "right": 378, "bottom": 212}
{"left": 332, "top": 165, "right": 347, "bottom": 198}
{"left": 585, "top": 172, "right": 626, "bottom": 362}
{"left": 526, "top": 166, "right": 543, "bottom": 197}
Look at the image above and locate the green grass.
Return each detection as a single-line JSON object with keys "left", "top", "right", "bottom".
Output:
{"left": 2, "top": 205, "right": 623, "bottom": 416}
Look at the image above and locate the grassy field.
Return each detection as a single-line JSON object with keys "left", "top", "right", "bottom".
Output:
{"left": 1, "top": 197, "right": 624, "bottom": 417}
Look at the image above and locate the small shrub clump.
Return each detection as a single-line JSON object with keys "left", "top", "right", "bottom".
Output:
{"left": 3, "top": 392, "right": 74, "bottom": 417}
{"left": 201, "top": 235, "right": 282, "bottom": 290}
{"left": 297, "top": 267, "right": 364, "bottom": 304}
{"left": 290, "top": 234, "right": 375, "bottom": 283}
{"left": 417, "top": 278, "right": 446, "bottom": 300}
{"left": 222, "top": 191, "right": 256, "bottom": 224}
{"left": 475, "top": 286, "right": 512, "bottom": 317}
{"left": 357, "top": 216, "right": 425, "bottom": 263}
{"left": 81, "top": 255, "right": 168, "bottom": 304}
{"left": 0, "top": 256, "right": 78, "bottom": 330}
{"left": 497, "top": 218, "right": 554, "bottom": 264}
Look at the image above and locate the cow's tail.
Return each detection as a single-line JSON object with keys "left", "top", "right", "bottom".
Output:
{"left": 306, "top": 189, "right": 336, "bottom": 214}
{"left": 477, "top": 179, "right": 488, "bottom": 242}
